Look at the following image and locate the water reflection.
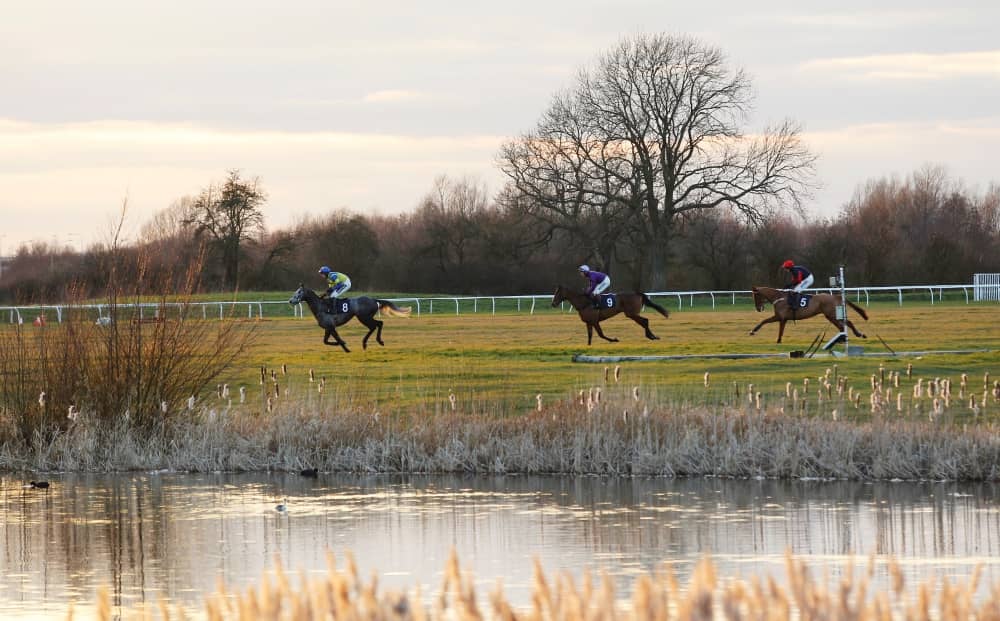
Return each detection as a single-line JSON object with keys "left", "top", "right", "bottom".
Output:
{"left": 1, "top": 474, "right": 998, "bottom": 618}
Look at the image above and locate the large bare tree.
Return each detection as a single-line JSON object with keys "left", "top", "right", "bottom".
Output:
{"left": 185, "top": 170, "right": 266, "bottom": 289}
{"left": 498, "top": 33, "right": 816, "bottom": 289}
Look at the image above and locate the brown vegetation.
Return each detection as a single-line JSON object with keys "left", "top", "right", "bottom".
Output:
{"left": 89, "top": 549, "right": 1000, "bottom": 620}
{"left": 2, "top": 167, "right": 998, "bottom": 304}
{"left": 0, "top": 247, "right": 257, "bottom": 448}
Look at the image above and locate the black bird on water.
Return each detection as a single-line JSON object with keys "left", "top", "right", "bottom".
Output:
{"left": 29, "top": 481, "right": 50, "bottom": 489}
{"left": 299, "top": 468, "right": 319, "bottom": 478}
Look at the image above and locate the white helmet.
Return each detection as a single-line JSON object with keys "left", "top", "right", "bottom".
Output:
{"left": 578, "top": 264, "right": 590, "bottom": 273}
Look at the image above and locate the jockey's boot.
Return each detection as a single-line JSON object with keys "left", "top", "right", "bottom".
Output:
{"left": 591, "top": 295, "right": 601, "bottom": 309}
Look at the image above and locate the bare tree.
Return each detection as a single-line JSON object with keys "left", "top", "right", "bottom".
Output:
{"left": 499, "top": 33, "right": 816, "bottom": 289}
{"left": 184, "top": 170, "right": 266, "bottom": 289}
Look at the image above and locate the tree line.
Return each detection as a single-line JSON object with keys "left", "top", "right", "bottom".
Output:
{"left": 1, "top": 33, "right": 997, "bottom": 302}
{"left": 2, "top": 165, "right": 997, "bottom": 304}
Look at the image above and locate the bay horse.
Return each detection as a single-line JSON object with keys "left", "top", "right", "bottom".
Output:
{"left": 551, "top": 285, "right": 670, "bottom": 345}
{"left": 749, "top": 286, "right": 868, "bottom": 344}
{"left": 288, "top": 285, "right": 411, "bottom": 352}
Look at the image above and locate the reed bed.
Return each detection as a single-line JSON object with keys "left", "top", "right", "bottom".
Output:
{"left": 89, "top": 550, "right": 1000, "bottom": 621}
{"left": 6, "top": 374, "right": 1000, "bottom": 480}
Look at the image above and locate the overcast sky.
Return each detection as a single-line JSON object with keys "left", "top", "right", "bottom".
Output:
{"left": 1, "top": 0, "right": 998, "bottom": 252}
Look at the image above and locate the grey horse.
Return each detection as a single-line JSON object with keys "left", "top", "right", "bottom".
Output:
{"left": 288, "top": 284, "right": 411, "bottom": 352}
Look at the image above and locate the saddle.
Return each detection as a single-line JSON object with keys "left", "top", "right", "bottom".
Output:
{"left": 593, "top": 293, "right": 617, "bottom": 309}
{"left": 786, "top": 291, "right": 811, "bottom": 318}
{"left": 325, "top": 297, "right": 351, "bottom": 315}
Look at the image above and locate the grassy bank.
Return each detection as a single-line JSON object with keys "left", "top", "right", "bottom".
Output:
{"left": 6, "top": 384, "right": 1000, "bottom": 480}
{"left": 2, "top": 301, "right": 998, "bottom": 477}
{"left": 91, "top": 550, "right": 998, "bottom": 620}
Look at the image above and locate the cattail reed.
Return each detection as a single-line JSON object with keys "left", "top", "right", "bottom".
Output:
{"left": 37, "top": 392, "right": 46, "bottom": 408}
{"left": 703, "top": 372, "right": 710, "bottom": 388}
{"left": 274, "top": 383, "right": 280, "bottom": 399}
{"left": 239, "top": 386, "right": 247, "bottom": 403}
{"left": 604, "top": 366, "right": 609, "bottom": 382}
{"left": 897, "top": 393, "right": 903, "bottom": 412}
{"left": 614, "top": 365, "right": 621, "bottom": 383}
{"left": 906, "top": 363, "right": 913, "bottom": 377}
{"left": 187, "top": 396, "right": 195, "bottom": 410}
{"left": 260, "top": 367, "right": 266, "bottom": 385}
{"left": 535, "top": 394, "right": 543, "bottom": 411}
{"left": 281, "top": 363, "right": 287, "bottom": 375}
{"left": 632, "top": 386, "right": 640, "bottom": 402}
{"left": 448, "top": 392, "right": 456, "bottom": 411}
{"left": 755, "top": 392, "right": 761, "bottom": 410}
{"left": 309, "top": 369, "right": 315, "bottom": 383}
{"left": 786, "top": 382, "right": 792, "bottom": 398}
{"left": 67, "top": 405, "right": 78, "bottom": 421}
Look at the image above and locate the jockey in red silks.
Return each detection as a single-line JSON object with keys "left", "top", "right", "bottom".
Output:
{"left": 579, "top": 265, "right": 611, "bottom": 308}
{"left": 782, "top": 260, "right": 814, "bottom": 293}
{"left": 782, "top": 260, "right": 814, "bottom": 312}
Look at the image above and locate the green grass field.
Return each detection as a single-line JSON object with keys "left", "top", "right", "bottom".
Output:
{"left": 225, "top": 299, "right": 1000, "bottom": 416}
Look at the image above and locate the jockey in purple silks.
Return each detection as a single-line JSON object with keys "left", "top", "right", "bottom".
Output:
{"left": 578, "top": 265, "right": 611, "bottom": 308}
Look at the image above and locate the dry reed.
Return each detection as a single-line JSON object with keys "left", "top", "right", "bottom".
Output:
{"left": 90, "top": 550, "right": 1000, "bottom": 621}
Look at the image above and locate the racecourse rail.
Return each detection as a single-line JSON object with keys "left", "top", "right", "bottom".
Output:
{"left": 2, "top": 283, "right": 997, "bottom": 324}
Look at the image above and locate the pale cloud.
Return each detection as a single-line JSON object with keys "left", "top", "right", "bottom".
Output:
{"left": 362, "top": 90, "right": 428, "bottom": 103}
{"left": 0, "top": 119, "right": 506, "bottom": 248}
{"left": 801, "top": 117, "right": 1000, "bottom": 214}
{"left": 779, "top": 9, "right": 966, "bottom": 29}
{"left": 802, "top": 51, "right": 1000, "bottom": 80}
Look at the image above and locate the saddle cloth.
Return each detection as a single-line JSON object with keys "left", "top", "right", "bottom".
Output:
{"left": 787, "top": 292, "right": 811, "bottom": 309}
{"left": 326, "top": 297, "right": 351, "bottom": 314}
{"left": 597, "top": 293, "right": 617, "bottom": 308}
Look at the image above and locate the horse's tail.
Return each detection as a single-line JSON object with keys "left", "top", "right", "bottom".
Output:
{"left": 377, "top": 299, "right": 412, "bottom": 318}
{"left": 641, "top": 293, "right": 670, "bottom": 319}
{"left": 847, "top": 300, "right": 869, "bottom": 321}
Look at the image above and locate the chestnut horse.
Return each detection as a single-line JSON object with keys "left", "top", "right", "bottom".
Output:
{"left": 749, "top": 286, "right": 868, "bottom": 344}
{"left": 289, "top": 285, "right": 410, "bottom": 352}
{"left": 551, "top": 285, "right": 670, "bottom": 345}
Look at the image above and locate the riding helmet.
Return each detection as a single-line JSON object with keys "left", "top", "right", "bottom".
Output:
{"left": 782, "top": 260, "right": 794, "bottom": 269}
{"left": 578, "top": 265, "right": 590, "bottom": 273}
{"left": 318, "top": 266, "right": 331, "bottom": 275}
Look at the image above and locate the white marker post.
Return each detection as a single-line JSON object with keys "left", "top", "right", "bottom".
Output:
{"left": 823, "top": 266, "right": 850, "bottom": 356}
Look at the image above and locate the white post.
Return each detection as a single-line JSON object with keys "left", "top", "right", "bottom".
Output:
{"left": 839, "top": 265, "right": 848, "bottom": 356}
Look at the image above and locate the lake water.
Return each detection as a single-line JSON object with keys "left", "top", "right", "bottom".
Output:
{"left": 1, "top": 473, "right": 999, "bottom": 618}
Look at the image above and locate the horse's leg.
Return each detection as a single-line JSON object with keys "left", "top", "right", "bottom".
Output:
{"left": 776, "top": 320, "right": 787, "bottom": 344}
{"left": 359, "top": 315, "right": 384, "bottom": 349}
{"left": 327, "top": 326, "right": 349, "bottom": 352}
{"left": 845, "top": 319, "right": 867, "bottom": 339}
{"left": 821, "top": 310, "right": 856, "bottom": 338}
{"left": 748, "top": 315, "right": 781, "bottom": 336}
{"left": 592, "top": 321, "right": 619, "bottom": 343}
{"left": 586, "top": 323, "right": 594, "bottom": 345}
{"left": 625, "top": 312, "right": 658, "bottom": 340}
